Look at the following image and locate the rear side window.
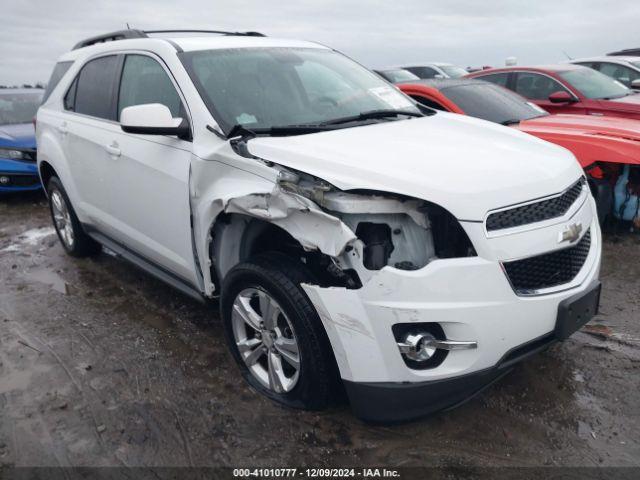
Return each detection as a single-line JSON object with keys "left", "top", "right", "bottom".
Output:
{"left": 117, "top": 54, "right": 182, "bottom": 119}
{"left": 42, "top": 61, "right": 73, "bottom": 103}
{"left": 476, "top": 72, "right": 509, "bottom": 87}
{"left": 72, "top": 55, "right": 119, "bottom": 120}
{"left": 405, "top": 66, "right": 439, "bottom": 79}
{"left": 597, "top": 62, "right": 640, "bottom": 88}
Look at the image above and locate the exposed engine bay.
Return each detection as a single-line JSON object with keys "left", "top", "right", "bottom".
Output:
{"left": 208, "top": 166, "right": 475, "bottom": 293}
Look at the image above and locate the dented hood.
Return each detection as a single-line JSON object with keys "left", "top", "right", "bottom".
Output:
{"left": 247, "top": 111, "right": 583, "bottom": 221}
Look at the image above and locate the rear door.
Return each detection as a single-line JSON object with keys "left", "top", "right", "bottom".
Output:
{"left": 107, "top": 53, "right": 197, "bottom": 284}
{"left": 62, "top": 54, "right": 122, "bottom": 234}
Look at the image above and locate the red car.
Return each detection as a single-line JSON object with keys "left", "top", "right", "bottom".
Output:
{"left": 397, "top": 78, "right": 640, "bottom": 222}
{"left": 466, "top": 64, "right": 640, "bottom": 120}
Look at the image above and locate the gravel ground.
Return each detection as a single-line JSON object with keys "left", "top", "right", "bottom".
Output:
{"left": 0, "top": 191, "right": 639, "bottom": 469}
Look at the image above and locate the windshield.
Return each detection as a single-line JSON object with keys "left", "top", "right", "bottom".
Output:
{"left": 440, "top": 65, "right": 468, "bottom": 78}
{"left": 442, "top": 83, "right": 548, "bottom": 124}
{"left": 379, "top": 69, "right": 420, "bottom": 83}
{"left": 558, "top": 68, "right": 631, "bottom": 99}
{"left": 0, "top": 91, "right": 43, "bottom": 125}
{"left": 180, "top": 47, "right": 421, "bottom": 134}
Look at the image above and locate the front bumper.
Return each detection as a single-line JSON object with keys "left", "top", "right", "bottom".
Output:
{"left": 301, "top": 197, "right": 601, "bottom": 421}
{"left": 0, "top": 158, "right": 41, "bottom": 192}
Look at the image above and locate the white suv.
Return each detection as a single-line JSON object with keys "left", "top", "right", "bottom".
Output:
{"left": 37, "top": 29, "right": 602, "bottom": 422}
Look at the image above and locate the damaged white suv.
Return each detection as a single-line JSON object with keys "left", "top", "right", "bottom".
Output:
{"left": 37, "top": 30, "right": 602, "bottom": 422}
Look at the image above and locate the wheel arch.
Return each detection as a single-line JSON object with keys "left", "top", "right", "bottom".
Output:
{"left": 39, "top": 161, "right": 58, "bottom": 195}
{"left": 209, "top": 213, "right": 311, "bottom": 292}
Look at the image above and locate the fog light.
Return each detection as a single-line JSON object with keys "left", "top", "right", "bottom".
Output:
{"left": 0, "top": 176, "right": 9, "bottom": 185}
{"left": 397, "top": 332, "right": 478, "bottom": 362}
{"left": 397, "top": 332, "right": 438, "bottom": 361}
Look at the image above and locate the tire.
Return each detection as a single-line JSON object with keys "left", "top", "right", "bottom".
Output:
{"left": 220, "top": 252, "right": 340, "bottom": 411}
{"left": 47, "top": 176, "right": 101, "bottom": 257}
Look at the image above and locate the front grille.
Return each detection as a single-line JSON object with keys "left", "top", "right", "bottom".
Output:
{"left": 0, "top": 174, "right": 40, "bottom": 187}
{"left": 502, "top": 230, "right": 591, "bottom": 295}
{"left": 487, "top": 178, "right": 585, "bottom": 231}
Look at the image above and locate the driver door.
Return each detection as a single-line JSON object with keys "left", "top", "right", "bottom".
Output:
{"left": 107, "top": 53, "right": 198, "bottom": 285}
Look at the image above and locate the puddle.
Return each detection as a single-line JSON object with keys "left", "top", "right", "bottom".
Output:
{"left": 24, "top": 267, "right": 69, "bottom": 295}
{"left": 1, "top": 227, "right": 55, "bottom": 252}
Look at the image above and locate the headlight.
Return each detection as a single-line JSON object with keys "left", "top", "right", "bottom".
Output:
{"left": 0, "top": 148, "right": 34, "bottom": 161}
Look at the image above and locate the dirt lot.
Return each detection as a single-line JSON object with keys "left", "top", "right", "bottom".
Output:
{"left": 1, "top": 191, "right": 639, "bottom": 469}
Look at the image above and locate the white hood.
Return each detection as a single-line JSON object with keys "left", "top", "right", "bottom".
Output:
{"left": 246, "top": 112, "right": 583, "bottom": 221}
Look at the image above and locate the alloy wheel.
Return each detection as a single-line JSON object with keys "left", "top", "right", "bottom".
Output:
{"left": 231, "top": 287, "right": 301, "bottom": 393}
{"left": 51, "top": 190, "right": 74, "bottom": 249}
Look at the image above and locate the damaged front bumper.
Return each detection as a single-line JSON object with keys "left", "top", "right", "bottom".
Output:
{"left": 302, "top": 212, "right": 602, "bottom": 422}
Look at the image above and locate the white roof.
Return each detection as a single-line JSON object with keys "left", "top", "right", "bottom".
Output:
{"left": 376, "top": 62, "right": 457, "bottom": 70}
{"left": 169, "top": 35, "right": 328, "bottom": 52}
{"left": 570, "top": 55, "right": 640, "bottom": 65}
{"left": 59, "top": 34, "right": 329, "bottom": 61}
{"left": 405, "top": 62, "right": 456, "bottom": 67}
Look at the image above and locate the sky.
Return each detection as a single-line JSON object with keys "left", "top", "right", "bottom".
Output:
{"left": 1, "top": 0, "right": 639, "bottom": 85}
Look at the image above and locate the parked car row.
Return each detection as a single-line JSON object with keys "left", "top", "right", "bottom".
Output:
{"left": 386, "top": 59, "right": 640, "bottom": 227}
{"left": 32, "top": 29, "right": 606, "bottom": 422}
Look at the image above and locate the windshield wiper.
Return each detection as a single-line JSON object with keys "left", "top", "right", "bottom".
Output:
{"left": 213, "top": 110, "right": 425, "bottom": 140}
{"left": 501, "top": 119, "right": 522, "bottom": 126}
{"left": 318, "top": 109, "right": 424, "bottom": 126}
{"left": 224, "top": 124, "right": 330, "bottom": 139}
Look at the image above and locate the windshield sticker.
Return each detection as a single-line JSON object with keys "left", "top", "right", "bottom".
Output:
{"left": 236, "top": 113, "right": 257, "bottom": 125}
{"left": 368, "top": 86, "right": 414, "bottom": 110}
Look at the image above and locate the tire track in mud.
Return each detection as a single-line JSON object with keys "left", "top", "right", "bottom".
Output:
{"left": 1, "top": 193, "right": 639, "bottom": 468}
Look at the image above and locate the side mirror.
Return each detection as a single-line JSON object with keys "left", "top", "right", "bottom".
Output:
{"left": 631, "top": 79, "right": 640, "bottom": 90}
{"left": 548, "top": 91, "right": 576, "bottom": 104}
{"left": 120, "top": 103, "right": 190, "bottom": 138}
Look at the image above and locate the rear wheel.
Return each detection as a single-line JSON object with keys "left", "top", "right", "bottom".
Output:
{"left": 221, "top": 253, "right": 339, "bottom": 410}
{"left": 47, "top": 176, "right": 101, "bottom": 257}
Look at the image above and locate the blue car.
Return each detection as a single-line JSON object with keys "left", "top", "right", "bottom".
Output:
{"left": 0, "top": 88, "right": 44, "bottom": 192}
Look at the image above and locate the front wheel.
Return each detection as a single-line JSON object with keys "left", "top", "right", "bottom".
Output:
{"left": 47, "top": 176, "right": 101, "bottom": 257}
{"left": 220, "top": 253, "right": 340, "bottom": 411}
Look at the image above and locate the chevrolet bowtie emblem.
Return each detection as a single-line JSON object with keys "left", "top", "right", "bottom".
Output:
{"left": 559, "top": 222, "right": 583, "bottom": 243}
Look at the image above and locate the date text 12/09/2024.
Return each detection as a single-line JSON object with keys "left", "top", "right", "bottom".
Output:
{"left": 233, "top": 468, "right": 401, "bottom": 478}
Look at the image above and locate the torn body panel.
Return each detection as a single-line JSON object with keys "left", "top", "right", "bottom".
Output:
{"left": 190, "top": 144, "right": 438, "bottom": 296}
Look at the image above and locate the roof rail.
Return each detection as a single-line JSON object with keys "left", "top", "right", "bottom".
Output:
{"left": 144, "top": 29, "right": 266, "bottom": 37}
{"left": 72, "top": 28, "right": 266, "bottom": 50}
{"left": 72, "top": 29, "right": 147, "bottom": 50}
{"left": 607, "top": 48, "right": 640, "bottom": 57}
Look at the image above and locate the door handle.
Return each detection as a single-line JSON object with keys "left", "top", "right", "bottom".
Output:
{"left": 57, "top": 122, "right": 68, "bottom": 135}
{"left": 105, "top": 142, "right": 121, "bottom": 157}
{"left": 588, "top": 112, "right": 604, "bottom": 116}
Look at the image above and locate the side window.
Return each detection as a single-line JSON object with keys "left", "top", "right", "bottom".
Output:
{"left": 117, "top": 55, "right": 182, "bottom": 120}
{"left": 410, "top": 95, "right": 447, "bottom": 111}
{"left": 598, "top": 62, "right": 640, "bottom": 87}
{"left": 42, "top": 61, "right": 73, "bottom": 103}
{"left": 514, "top": 72, "right": 569, "bottom": 100}
{"left": 476, "top": 72, "right": 509, "bottom": 87}
{"left": 574, "top": 62, "right": 599, "bottom": 70}
{"left": 73, "top": 55, "right": 119, "bottom": 119}
{"left": 406, "top": 66, "right": 439, "bottom": 79}
{"left": 64, "top": 77, "right": 78, "bottom": 111}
